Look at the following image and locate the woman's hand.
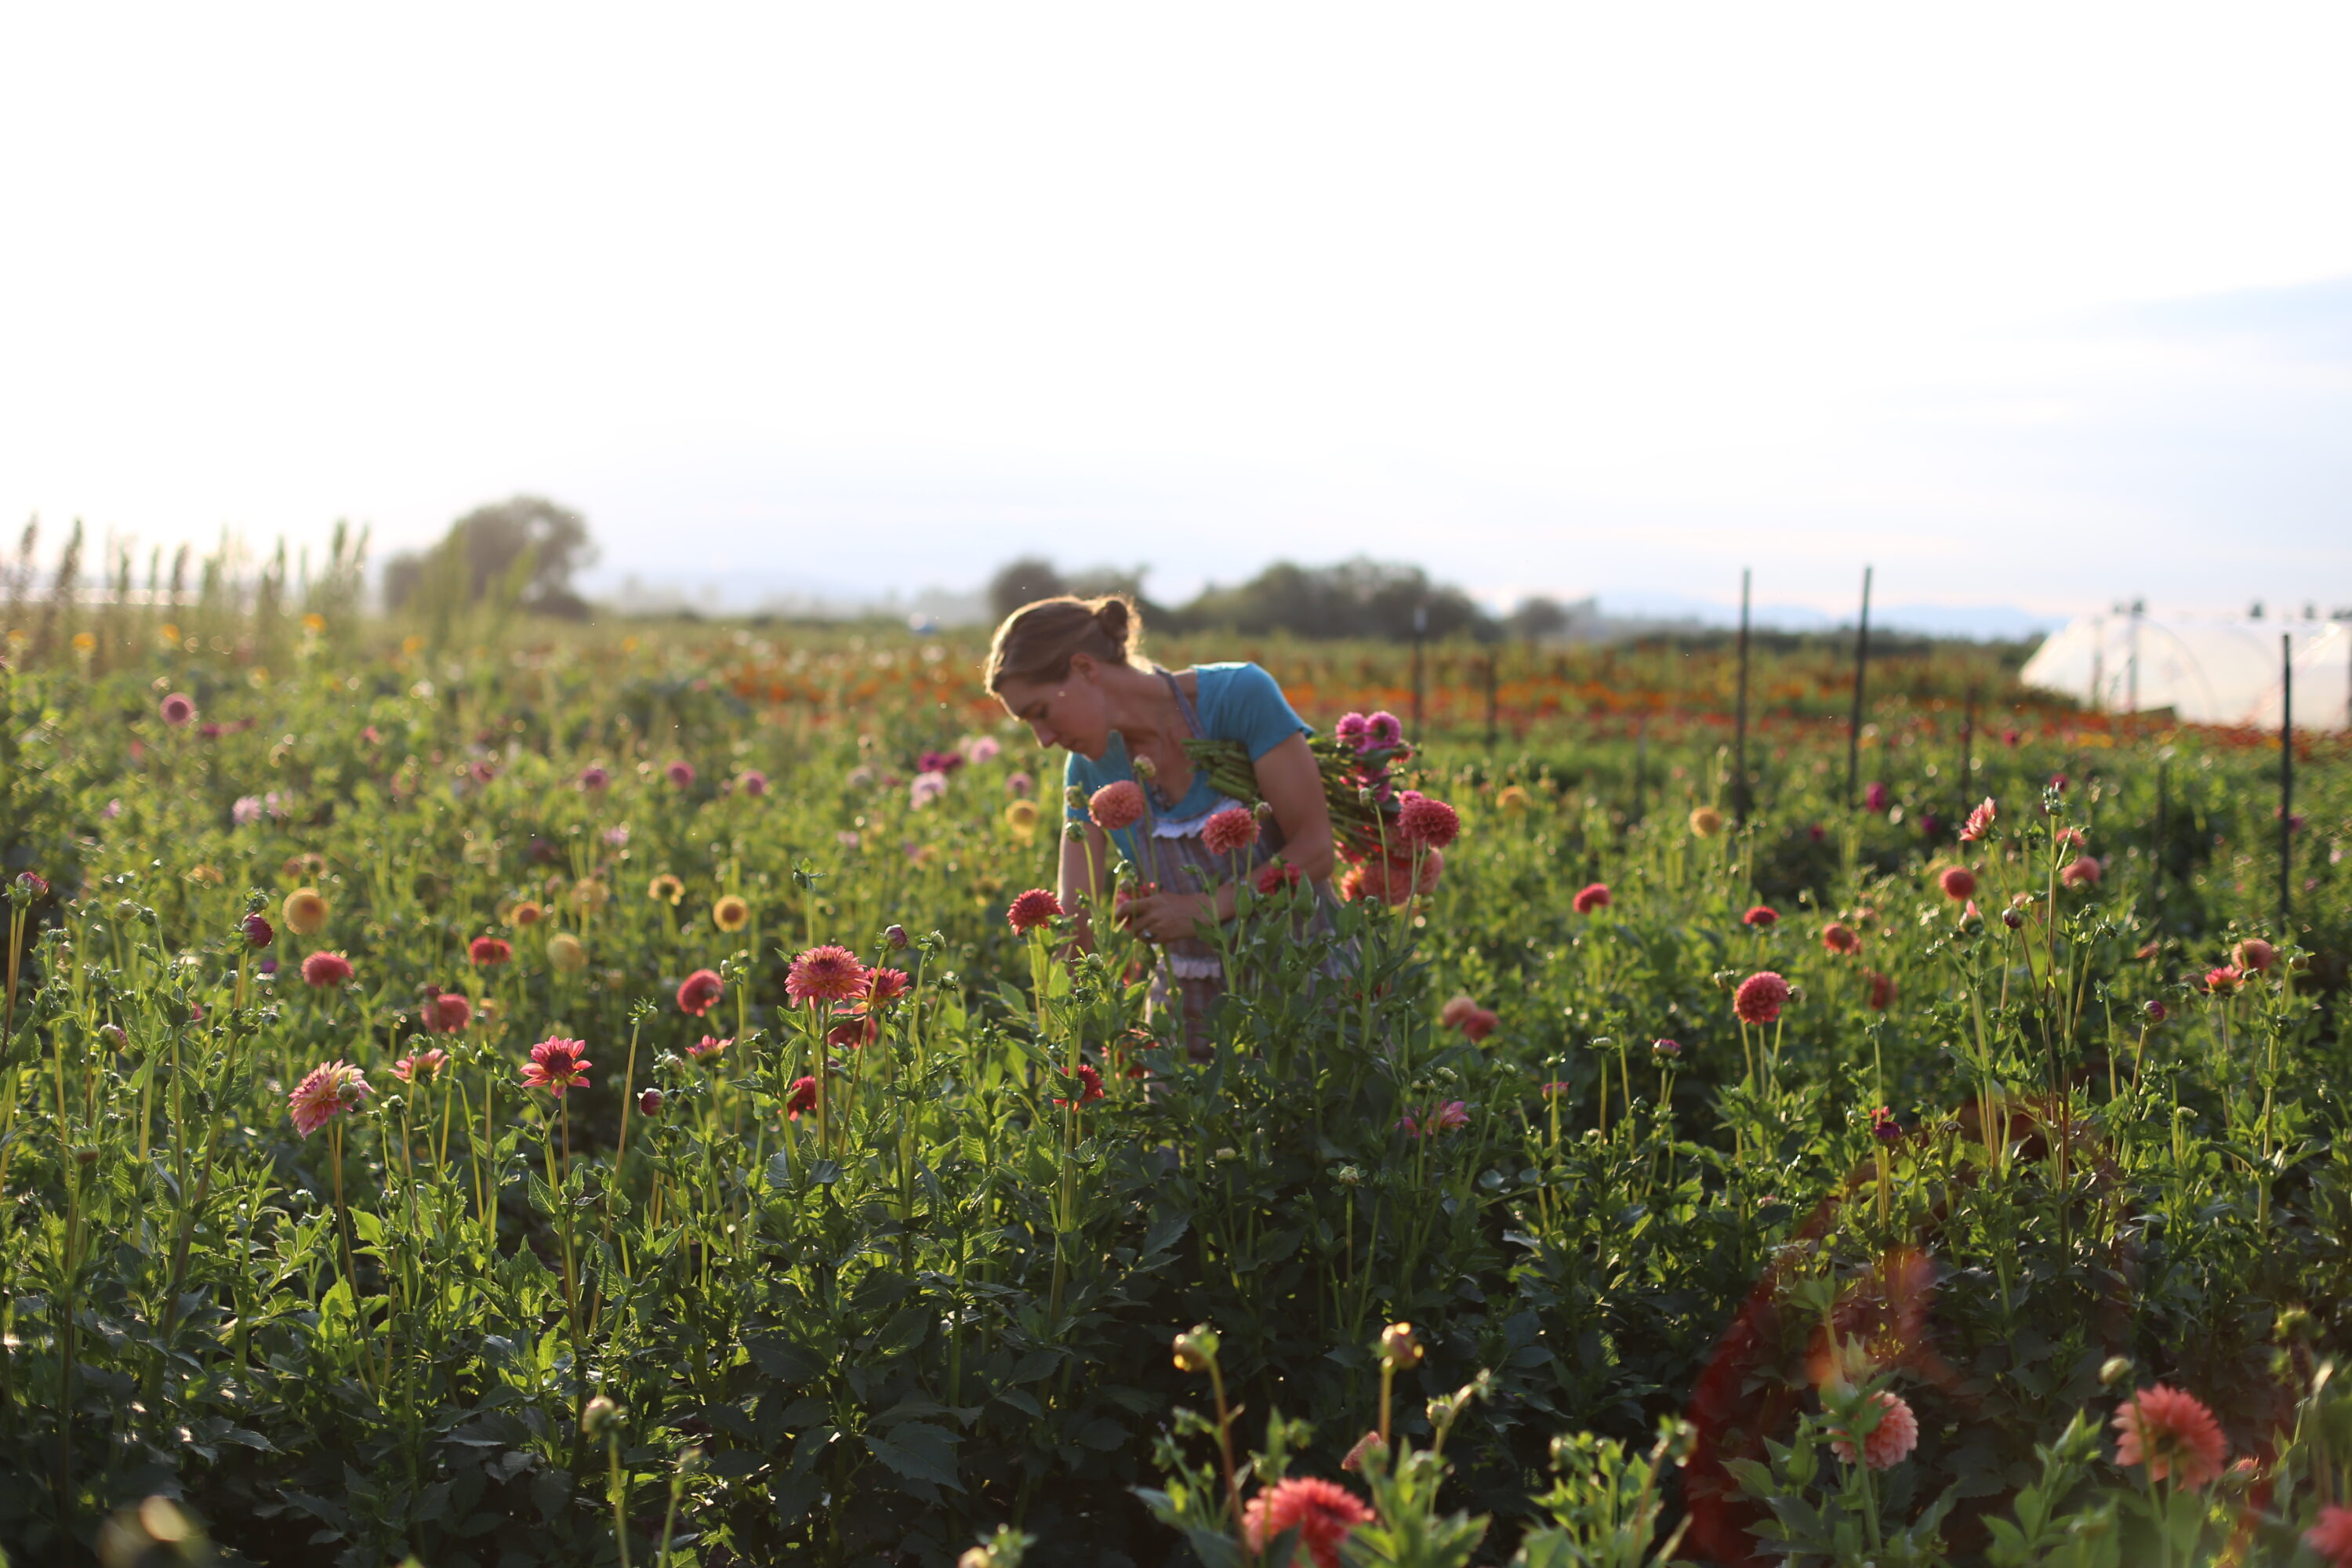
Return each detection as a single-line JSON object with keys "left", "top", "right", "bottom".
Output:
{"left": 1114, "top": 888, "right": 1218, "bottom": 945}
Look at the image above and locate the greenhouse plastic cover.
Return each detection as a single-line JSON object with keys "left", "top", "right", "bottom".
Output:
{"left": 2020, "top": 615, "right": 2350, "bottom": 730}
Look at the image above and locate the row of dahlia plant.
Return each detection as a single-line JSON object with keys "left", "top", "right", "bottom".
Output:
{"left": 0, "top": 634, "right": 2347, "bottom": 1565}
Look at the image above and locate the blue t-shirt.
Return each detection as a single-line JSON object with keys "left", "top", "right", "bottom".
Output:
{"left": 1063, "top": 662, "right": 1312, "bottom": 864}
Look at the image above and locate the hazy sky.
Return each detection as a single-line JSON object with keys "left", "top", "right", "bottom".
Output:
{"left": 3, "top": 5, "right": 2347, "bottom": 619}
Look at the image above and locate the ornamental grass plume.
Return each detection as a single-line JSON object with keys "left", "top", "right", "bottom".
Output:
{"left": 1744, "top": 906, "right": 1779, "bottom": 928}
{"left": 522, "top": 1037, "right": 593, "bottom": 1098}
{"left": 1960, "top": 797, "right": 1997, "bottom": 842}
{"left": 282, "top": 887, "right": 330, "bottom": 935}
{"left": 713, "top": 894, "right": 751, "bottom": 932}
{"left": 301, "top": 950, "right": 354, "bottom": 987}
{"left": 1089, "top": 781, "right": 1145, "bottom": 832}
{"left": 1573, "top": 882, "right": 1611, "bottom": 914}
{"left": 677, "top": 967, "right": 726, "bottom": 1016}
{"left": 1007, "top": 888, "right": 1064, "bottom": 935}
{"left": 1938, "top": 866, "right": 1977, "bottom": 901}
{"left": 547, "top": 932, "right": 588, "bottom": 973}
{"left": 1241, "top": 1475, "right": 1375, "bottom": 1568}
{"left": 391, "top": 1049, "right": 449, "bottom": 1083}
{"left": 785, "top": 946, "right": 864, "bottom": 1004}
{"left": 665, "top": 759, "right": 695, "bottom": 788}
{"left": 469, "top": 935, "right": 512, "bottom": 966}
{"left": 2234, "top": 937, "right": 2276, "bottom": 973}
{"left": 2112, "top": 1385, "right": 2227, "bottom": 1487}
{"left": 160, "top": 692, "right": 196, "bottom": 727}
{"left": 1734, "top": 971, "right": 1791, "bottom": 1025}
{"left": 1829, "top": 1390, "right": 1919, "bottom": 1470}
{"left": 1820, "top": 922, "right": 1861, "bottom": 956}
{"left": 289, "top": 1060, "right": 370, "bottom": 1138}
{"left": 648, "top": 874, "right": 685, "bottom": 906}
{"left": 2061, "top": 855, "right": 2103, "bottom": 888}
{"left": 1202, "top": 806, "right": 1260, "bottom": 856}
{"left": 1689, "top": 805, "right": 1724, "bottom": 837}
{"left": 1398, "top": 793, "right": 1461, "bottom": 850}
{"left": 2307, "top": 1506, "right": 2352, "bottom": 1568}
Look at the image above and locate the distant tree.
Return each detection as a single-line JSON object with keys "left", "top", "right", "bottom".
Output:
{"left": 1506, "top": 595, "right": 1573, "bottom": 643}
{"left": 1182, "top": 557, "right": 1492, "bottom": 641}
{"left": 383, "top": 495, "right": 597, "bottom": 620}
{"left": 987, "top": 557, "right": 1067, "bottom": 622}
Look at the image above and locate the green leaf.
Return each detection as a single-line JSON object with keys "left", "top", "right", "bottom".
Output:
{"left": 864, "top": 1421, "right": 961, "bottom": 1491}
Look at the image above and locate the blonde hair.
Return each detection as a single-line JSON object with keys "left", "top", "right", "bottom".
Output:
{"left": 984, "top": 594, "right": 1142, "bottom": 691}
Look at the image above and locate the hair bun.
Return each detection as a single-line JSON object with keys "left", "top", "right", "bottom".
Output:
{"left": 1092, "top": 595, "right": 1134, "bottom": 651}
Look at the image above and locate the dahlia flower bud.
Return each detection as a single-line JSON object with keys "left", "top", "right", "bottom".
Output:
{"left": 884, "top": 923, "right": 909, "bottom": 949}
{"left": 1378, "top": 1322, "right": 1422, "bottom": 1370}
{"left": 638, "top": 1087, "right": 663, "bottom": 1116}
{"left": 99, "top": 1022, "right": 128, "bottom": 1049}
{"left": 1129, "top": 753, "right": 1156, "bottom": 782}
{"left": 1652, "top": 1038, "right": 1681, "bottom": 1061}
{"left": 2002, "top": 909, "right": 2024, "bottom": 930}
{"left": 242, "top": 913, "right": 274, "bottom": 948}
{"left": 11, "top": 870, "right": 49, "bottom": 903}
{"left": 1171, "top": 1326, "right": 1218, "bottom": 1373}
{"left": 580, "top": 1394, "right": 622, "bottom": 1438}
{"left": 2100, "top": 1356, "right": 2135, "bottom": 1388}
{"left": 2144, "top": 1000, "right": 2168, "bottom": 1024}
{"left": 1064, "top": 785, "right": 1085, "bottom": 810}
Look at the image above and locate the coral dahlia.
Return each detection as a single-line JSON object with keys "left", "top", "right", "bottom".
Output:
{"left": 2307, "top": 1505, "right": 2352, "bottom": 1568}
{"left": 1734, "top": 971, "right": 1791, "bottom": 1025}
{"left": 1439, "top": 994, "right": 1478, "bottom": 1029}
{"left": 1089, "top": 781, "right": 1145, "bottom": 832}
{"left": 289, "top": 1060, "right": 370, "bottom": 1138}
{"left": 301, "top": 950, "right": 354, "bottom": 987}
{"left": 470, "top": 935, "right": 512, "bottom": 966}
{"left": 1242, "top": 1476, "right": 1374, "bottom": 1568}
{"left": 782, "top": 947, "right": 865, "bottom": 1007}
{"left": 2233, "top": 938, "right": 2276, "bottom": 974}
{"left": 2112, "top": 1385, "right": 2227, "bottom": 1488}
{"left": 1007, "top": 888, "right": 1064, "bottom": 935}
{"left": 1960, "top": 798, "right": 1996, "bottom": 842}
{"left": 1938, "top": 866, "right": 1976, "bottom": 901}
{"left": 1830, "top": 1390, "right": 1919, "bottom": 1470}
{"left": 1202, "top": 806, "right": 1261, "bottom": 857}
{"left": 390, "top": 1049, "right": 448, "bottom": 1084}
{"left": 426, "top": 992, "right": 473, "bottom": 1033}
{"left": 1820, "top": 922, "right": 1861, "bottom": 956}
{"left": 1573, "top": 882, "right": 1611, "bottom": 914}
{"left": 2205, "top": 965, "right": 2243, "bottom": 996}
{"left": 1744, "top": 906, "right": 1779, "bottom": 928}
{"left": 2061, "top": 855, "right": 2102, "bottom": 888}
{"left": 1865, "top": 971, "right": 1896, "bottom": 1012}
{"left": 1397, "top": 793, "right": 1461, "bottom": 850}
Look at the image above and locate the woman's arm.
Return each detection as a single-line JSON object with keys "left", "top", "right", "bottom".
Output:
{"left": 1250, "top": 731, "right": 1335, "bottom": 884}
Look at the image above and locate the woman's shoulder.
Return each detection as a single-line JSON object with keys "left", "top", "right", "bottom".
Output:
{"left": 1192, "top": 662, "right": 1311, "bottom": 754}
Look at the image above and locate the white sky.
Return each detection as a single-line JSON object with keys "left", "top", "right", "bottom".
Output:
{"left": 3, "top": 4, "right": 2348, "bottom": 619}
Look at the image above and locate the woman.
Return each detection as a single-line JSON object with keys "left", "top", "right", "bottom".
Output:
{"left": 985, "top": 593, "right": 1335, "bottom": 1041}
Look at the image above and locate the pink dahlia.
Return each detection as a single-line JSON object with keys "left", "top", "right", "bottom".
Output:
{"left": 1202, "top": 806, "right": 1261, "bottom": 857}
{"left": 2233, "top": 938, "right": 2276, "bottom": 974}
{"left": 1090, "top": 781, "right": 1146, "bottom": 832}
{"left": 739, "top": 769, "right": 768, "bottom": 797}
{"left": 391, "top": 1048, "right": 449, "bottom": 1083}
{"left": 1821, "top": 922, "right": 1861, "bottom": 956}
{"left": 1960, "top": 797, "right": 1997, "bottom": 842}
{"left": 426, "top": 993, "right": 473, "bottom": 1033}
{"left": 1363, "top": 712, "right": 1403, "bottom": 750}
{"left": 1007, "top": 888, "right": 1065, "bottom": 935}
{"left": 686, "top": 1035, "right": 732, "bottom": 1063}
{"left": 1006, "top": 771, "right": 1034, "bottom": 797}
{"left": 785, "top": 1075, "right": 818, "bottom": 1120}
{"left": 2061, "top": 855, "right": 2102, "bottom": 889}
{"left": 1334, "top": 712, "right": 1370, "bottom": 750}
{"left": 159, "top": 692, "right": 196, "bottom": 728}
{"left": 1461, "top": 1007, "right": 1499, "bottom": 1042}
{"left": 1439, "top": 994, "right": 1479, "bottom": 1029}
{"left": 666, "top": 759, "right": 695, "bottom": 788}
{"left": 1241, "top": 1475, "right": 1375, "bottom": 1568}
{"left": 1399, "top": 1100, "right": 1470, "bottom": 1138}
{"left": 579, "top": 765, "right": 611, "bottom": 790}
{"left": 289, "top": 1059, "right": 370, "bottom": 1138}
{"left": 2113, "top": 1385, "right": 2227, "bottom": 1488}
{"left": 2205, "top": 965, "right": 2243, "bottom": 996}
{"left": 1830, "top": 1391, "right": 1919, "bottom": 1470}
{"left": 677, "top": 967, "right": 726, "bottom": 1016}
{"left": 1865, "top": 971, "right": 1896, "bottom": 1012}
{"left": 785, "top": 946, "right": 865, "bottom": 1004}
{"left": 1744, "top": 906, "right": 1779, "bottom": 928}
{"left": 1734, "top": 971, "right": 1791, "bottom": 1025}
{"left": 1397, "top": 793, "right": 1460, "bottom": 850}
{"left": 2307, "top": 1505, "right": 2352, "bottom": 1568}
{"left": 1938, "top": 866, "right": 1976, "bottom": 901}
{"left": 1348, "top": 850, "right": 1443, "bottom": 906}
{"left": 522, "top": 1036, "right": 593, "bottom": 1098}
{"left": 1253, "top": 860, "right": 1303, "bottom": 895}
{"left": 469, "top": 935, "right": 512, "bottom": 966}
{"left": 1864, "top": 781, "right": 1889, "bottom": 812}
{"left": 301, "top": 950, "right": 354, "bottom": 987}
{"left": 855, "top": 966, "right": 914, "bottom": 1010}
{"left": 1573, "top": 882, "right": 1611, "bottom": 914}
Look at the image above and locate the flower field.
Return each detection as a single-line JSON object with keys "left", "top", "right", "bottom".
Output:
{"left": 2, "top": 608, "right": 2350, "bottom": 1566}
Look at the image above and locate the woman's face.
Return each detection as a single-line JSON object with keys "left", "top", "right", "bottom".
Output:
{"left": 996, "top": 658, "right": 1111, "bottom": 760}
